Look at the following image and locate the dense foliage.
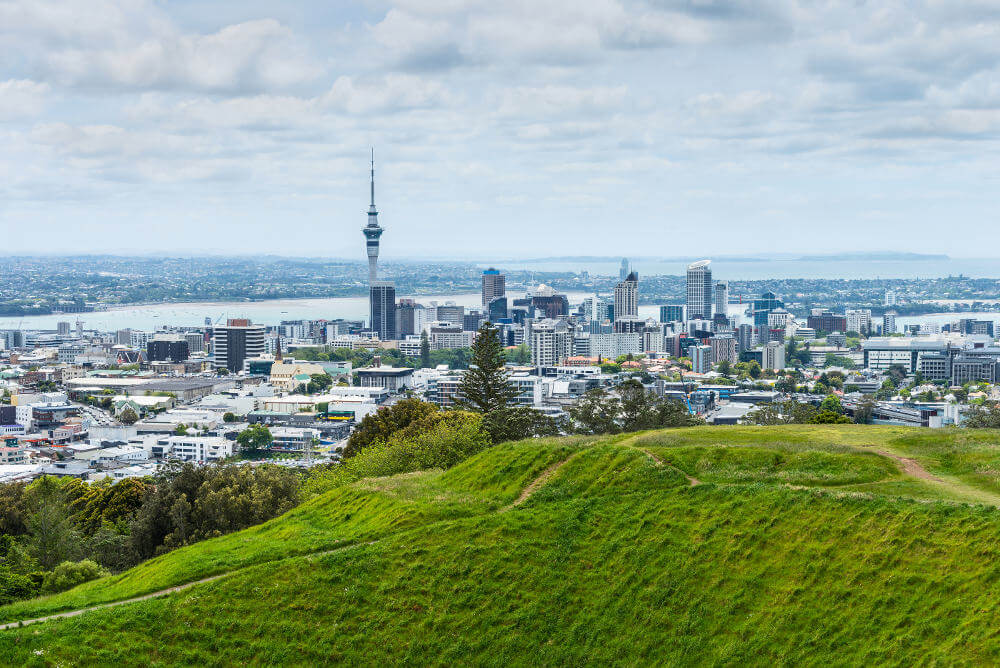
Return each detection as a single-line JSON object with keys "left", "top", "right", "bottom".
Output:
{"left": 567, "top": 380, "right": 703, "bottom": 434}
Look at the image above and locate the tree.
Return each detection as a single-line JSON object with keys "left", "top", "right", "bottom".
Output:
{"left": 480, "top": 406, "right": 560, "bottom": 444}
{"left": 717, "top": 360, "right": 732, "bottom": 378}
{"left": 236, "top": 424, "right": 272, "bottom": 454}
{"left": 306, "top": 373, "right": 333, "bottom": 395}
{"left": 505, "top": 343, "right": 531, "bottom": 365}
{"left": 746, "top": 400, "right": 819, "bottom": 426}
{"left": 853, "top": 396, "right": 876, "bottom": 424}
{"left": 618, "top": 380, "right": 658, "bottom": 432}
{"left": 568, "top": 388, "right": 622, "bottom": 435}
{"left": 419, "top": 331, "right": 432, "bottom": 369}
{"left": 343, "top": 398, "right": 439, "bottom": 459}
{"left": 774, "top": 375, "right": 796, "bottom": 394}
{"left": 174, "top": 423, "right": 188, "bottom": 436}
{"left": 24, "top": 476, "right": 80, "bottom": 570}
{"left": 130, "top": 462, "right": 300, "bottom": 558}
{"left": 456, "top": 323, "right": 518, "bottom": 414}
{"left": 812, "top": 410, "right": 852, "bottom": 424}
{"left": 819, "top": 395, "right": 844, "bottom": 414}
{"left": 963, "top": 402, "right": 1000, "bottom": 428}
{"left": 118, "top": 407, "right": 139, "bottom": 425}
{"left": 747, "top": 360, "right": 762, "bottom": 380}
{"left": 568, "top": 384, "right": 700, "bottom": 435}
{"left": 886, "top": 364, "right": 908, "bottom": 385}
{"left": 223, "top": 412, "right": 237, "bottom": 423}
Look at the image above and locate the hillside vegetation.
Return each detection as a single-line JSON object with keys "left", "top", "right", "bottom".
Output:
{"left": 5, "top": 426, "right": 1000, "bottom": 664}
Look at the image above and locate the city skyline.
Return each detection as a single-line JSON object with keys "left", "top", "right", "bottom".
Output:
{"left": 3, "top": 2, "right": 1000, "bottom": 257}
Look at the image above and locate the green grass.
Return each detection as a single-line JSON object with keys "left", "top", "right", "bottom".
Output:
{"left": 8, "top": 426, "right": 1000, "bottom": 664}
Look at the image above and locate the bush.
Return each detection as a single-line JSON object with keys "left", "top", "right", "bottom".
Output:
{"left": 0, "top": 566, "right": 39, "bottom": 605}
{"left": 305, "top": 410, "right": 488, "bottom": 495}
{"left": 344, "top": 398, "right": 439, "bottom": 458}
{"left": 41, "top": 559, "right": 109, "bottom": 594}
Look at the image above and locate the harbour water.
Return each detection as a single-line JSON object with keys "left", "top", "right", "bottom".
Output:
{"left": 3, "top": 292, "right": 995, "bottom": 335}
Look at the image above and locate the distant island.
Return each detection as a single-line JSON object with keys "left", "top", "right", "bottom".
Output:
{"left": 795, "top": 252, "right": 949, "bottom": 261}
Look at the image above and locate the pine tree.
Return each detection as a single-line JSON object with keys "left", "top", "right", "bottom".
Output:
{"left": 419, "top": 331, "right": 431, "bottom": 368}
{"left": 457, "top": 323, "right": 518, "bottom": 413}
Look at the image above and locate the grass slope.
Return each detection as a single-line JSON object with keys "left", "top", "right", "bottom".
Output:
{"left": 5, "top": 426, "right": 1000, "bottom": 664}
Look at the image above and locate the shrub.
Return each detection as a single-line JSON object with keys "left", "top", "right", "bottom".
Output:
{"left": 41, "top": 559, "right": 109, "bottom": 594}
{"left": 305, "top": 410, "right": 488, "bottom": 495}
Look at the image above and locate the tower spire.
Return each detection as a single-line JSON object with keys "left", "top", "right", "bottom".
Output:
{"left": 362, "top": 148, "right": 384, "bottom": 285}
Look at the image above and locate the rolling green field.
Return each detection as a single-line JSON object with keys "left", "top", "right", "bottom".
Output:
{"left": 5, "top": 425, "right": 1000, "bottom": 664}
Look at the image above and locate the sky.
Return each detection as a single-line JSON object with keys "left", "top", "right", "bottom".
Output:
{"left": 2, "top": 0, "right": 1000, "bottom": 259}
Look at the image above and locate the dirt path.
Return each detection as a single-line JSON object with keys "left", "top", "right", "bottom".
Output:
{"left": 871, "top": 449, "right": 944, "bottom": 482}
{"left": 627, "top": 440, "right": 701, "bottom": 487}
{"left": 0, "top": 573, "right": 232, "bottom": 631}
{"left": 504, "top": 455, "right": 578, "bottom": 510}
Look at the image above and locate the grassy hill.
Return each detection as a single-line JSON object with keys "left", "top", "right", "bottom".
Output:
{"left": 6, "top": 426, "right": 1000, "bottom": 664}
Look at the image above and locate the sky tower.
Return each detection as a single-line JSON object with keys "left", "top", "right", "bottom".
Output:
{"left": 362, "top": 149, "right": 383, "bottom": 284}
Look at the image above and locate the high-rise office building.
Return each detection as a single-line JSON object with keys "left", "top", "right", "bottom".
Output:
{"left": 370, "top": 283, "right": 397, "bottom": 340}
{"left": 396, "top": 300, "right": 427, "bottom": 339}
{"left": 487, "top": 296, "right": 508, "bottom": 322}
{"left": 659, "top": 304, "right": 684, "bottom": 323}
{"left": 619, "top": 258, "right": 630, "bottom": 281}
{"left": 614, "top": 271, "right": 638, "bottom": 321}
{"left": 147, "top": 335, "right": 189, "bottom": 362}
{"left": 212, "top": 319, "right": 265, "bottom": 373}
{"left": 57, "top": 321, "right": 71, "bottom": 336}
{"left": 715, "top": 281, "right": 729, "bottom": 319}
{"left": 481, "top": 268, "right": 505, "bottom": 309}
{"left": 751, "top": 291, "right": 783, "bottom": 326}
{"left": 436, "top": 304, "right": 465, "bottom": 325}
{"left": 686, "top": 260, "right": 713, "bottom": 321}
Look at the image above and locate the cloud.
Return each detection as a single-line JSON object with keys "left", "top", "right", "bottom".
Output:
{"left": 0, "top": 79, "right": 50, "bottom": 120}
{"left": 321, "top": 74, "right": 456, "bottom": 114}
{"left": 0, "top": 1, "right": 321, "bottom": 94}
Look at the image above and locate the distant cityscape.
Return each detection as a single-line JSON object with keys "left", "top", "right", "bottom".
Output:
{"left": 3, "top": 158, "right": 1000, "bottom": 484}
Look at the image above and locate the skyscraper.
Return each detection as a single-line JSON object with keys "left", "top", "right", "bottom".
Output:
{"left": 619, "top": 258, "right": 630, "bottom": 281}
{"left": 370, "top": 283, "right": 396, "bottom": 341}
{"left": 715, "top": 281, "right": 729, "bottom": 318}
{"left": 481, "top": 268, "right": 505, "bottom": 309}
{"left": 686, "top": 260, "right": 713, "bottom": 321}
{"left": 659, "top": 304, "right": 684, "bottom": 323}
{"left": 614, "top": 271, "right": 638, "bottom": 321}
{"left": 362, "top": 150, "right": 384, "bottom": 285}
{"left": 212, "top": 319, "right": 265, "bottom": 373}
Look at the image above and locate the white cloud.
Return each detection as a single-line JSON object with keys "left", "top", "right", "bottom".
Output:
{"left": 0, "top": 79, "right": 50, "bottom": 120}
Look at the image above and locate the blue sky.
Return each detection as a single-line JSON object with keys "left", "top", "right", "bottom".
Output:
{"left": 1, "top": 1, "right": 999, "bottom": 259}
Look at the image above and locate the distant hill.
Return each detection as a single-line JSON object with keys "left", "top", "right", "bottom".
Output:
{"left": 3, "top": 425, "right": 1000, "bottom": 664}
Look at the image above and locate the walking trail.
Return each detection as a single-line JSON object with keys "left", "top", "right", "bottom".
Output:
{"left": 620, "top": 434, "right": 701, "bottom": 486}
{"left": 0, "top": 541, "right": 376, "bottom": 632}
{"left": 2, "top": 458, "right": 588, "bottom": 630}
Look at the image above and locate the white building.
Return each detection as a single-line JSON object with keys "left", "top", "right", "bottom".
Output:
{"left": 763, "top": 341, "right": 786, "bottom": 371}
{"left": 846, "top": 309, "right": 873, "bottom": 335}
{"left": 166, "top": 435, "right": 234, "bottom": 463}
{"left": 530, "top": 320, "right": 573, "bottom": 366}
